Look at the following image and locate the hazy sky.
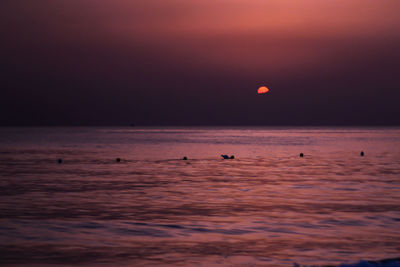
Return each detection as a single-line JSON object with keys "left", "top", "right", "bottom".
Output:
{"left": 1, "top": 0, "right": 400, "bottom": 125}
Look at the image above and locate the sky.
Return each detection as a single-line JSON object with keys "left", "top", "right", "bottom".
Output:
{"left": 1, "top": 0, "right": 400, "bottom": 126}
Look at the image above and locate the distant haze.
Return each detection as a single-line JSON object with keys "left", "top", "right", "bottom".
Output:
{"left": 1, "top": 0, "right": 400, "bottom": 126}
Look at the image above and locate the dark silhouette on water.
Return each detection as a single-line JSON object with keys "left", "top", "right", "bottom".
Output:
{"left": 116, "top": 158, "right": 121, "bottom": 162}
{"left": 58, "top": 158, "right": 62, "bottom": 164}
{"left": 230, "top": 155, "right": 235, "bottom": 159}
{"left": 182, "top": 156, "right": 188, "bottom": 160}
{"left": 299, "top": 153, "right": 304, "bottom": 157}
{"left": 360, "top": 151, "right": 365, "bottom": 156}
{"left": 221, "top": 155, "right": 235, "bottom": 159}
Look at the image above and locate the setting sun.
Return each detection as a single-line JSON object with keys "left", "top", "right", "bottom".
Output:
{"left": 257, "top": 86, "right": 269, "bottom": 94}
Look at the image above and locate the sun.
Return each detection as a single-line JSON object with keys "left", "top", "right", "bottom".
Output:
{"left": 257, "top": 86, "right": 269, "bottom": 94}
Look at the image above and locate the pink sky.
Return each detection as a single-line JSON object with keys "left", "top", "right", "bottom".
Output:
{"left": 1, "top": 0, "right": 400, "bottom": 125}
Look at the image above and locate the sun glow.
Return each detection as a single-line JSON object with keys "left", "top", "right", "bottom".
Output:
{"left": 257, "top": 86, "right": 269, "bottom": 94}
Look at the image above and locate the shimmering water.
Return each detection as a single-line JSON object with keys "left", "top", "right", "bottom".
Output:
{"left": 0, "top": 127, "right": 399, "bottom": 266}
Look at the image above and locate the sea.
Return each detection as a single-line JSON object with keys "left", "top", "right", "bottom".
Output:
{"left": 0, "top": 127, "right": 399, "bottom": 267}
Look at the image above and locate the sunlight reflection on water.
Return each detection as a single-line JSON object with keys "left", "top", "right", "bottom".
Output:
{"left": 0, "top": 127, "right": 399, "bottom": 266}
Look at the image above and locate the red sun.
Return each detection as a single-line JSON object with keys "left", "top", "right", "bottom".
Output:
{"left": 257, "top": 86, "right": 269, "bottom": 94}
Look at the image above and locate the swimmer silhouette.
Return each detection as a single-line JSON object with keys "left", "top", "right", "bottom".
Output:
{"left": 299, "top": 153, "right": 304, "bottom": 157}
{"left": 116, "top": 158, "right": 121, "bottom": 162}
{"left": 58, "top": 158, "right": 62, "bottom": 164}
{"left": 182, "top": 156, "right": 188, "bottom": 160}
{"left": 360, "top": 151, "right": 364, "bottom": 156}
{"left": 221, "top": 155, "right": 229, "bottom": 159}
{"left": 230, "top": 155, "right": 235, "bottom": 159}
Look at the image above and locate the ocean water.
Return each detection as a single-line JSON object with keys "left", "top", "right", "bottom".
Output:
{"left": 0, "top": 127, "right": 399, "bottom": 266}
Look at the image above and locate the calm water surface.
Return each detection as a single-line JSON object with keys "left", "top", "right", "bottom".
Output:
{"left": 0, "top": 127, "right": 399, "bottom": 266}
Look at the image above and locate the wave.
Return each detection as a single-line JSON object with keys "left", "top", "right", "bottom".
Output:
{"left": 295, "top": 257, "right": 400, "bottom": 267}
